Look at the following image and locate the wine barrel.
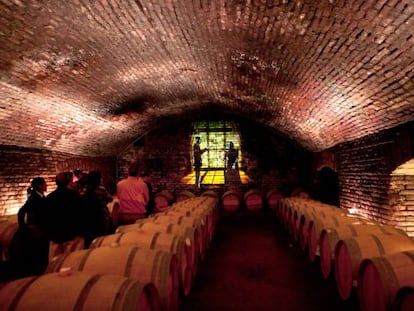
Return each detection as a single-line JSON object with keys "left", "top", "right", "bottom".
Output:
{"left": 154, "top": 191, "right": 174, "bottom": 213}
{"left": 90, "top": 230, "right": 193, "bottom": 297}
{"left": 334, "top": 234, "right": 414, "bottom": 301}
{"left": 47, "top": 245, "right": 179, "bottom": 311}
{"left": 221, "top": 190, "right": 242, "bottom": 212}
{"left": 0, "top": 271, "right": 161, "bottom": 311}
{"left": 0, "top": 219, "right": 19, "bottom": 261}
{"left": 265, "top": 189, "right": 283, "bottom": 212}
{"left": 243, "top": 189, "right": 263, "bottom": 212}
{"left": 357, "top": 250, "right": 414, "bottom": 311}
{"left": 394, "top": 286, "right": 414, "bottom": 311}
{"left": 175, "top": 191, "right": 195, "bottom": 202}
{"left": 320, "top": 223, "right": 406, "bottom": 279}
{"left": 200, "top": 190, "right": 219, "bottom": 199}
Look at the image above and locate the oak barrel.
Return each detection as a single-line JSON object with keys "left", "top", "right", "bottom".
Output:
{"left": 47, "top": 245, "right": 179, "bottom": 311}
{"left": 319, "top": 223, "right": 405, "bottom": 279}
{"left": 91, "top": 230, "right": 193, "bottom": 297}
{"left": 0, "top": 271, "right": 161, "bottom": 311}
{"left": 357, "top": 250, "right": 414, "bottom": 311}
{"left": 175, "top": 191, "right": 195, "bottom": 202}
{"left": 265, "top": 189, "right": 283, "bottom": 212}
{"left": 221, "top": 190, "right": 242, "bottom": 212}
{"left": 154, "top": 191, "right": 174, "bottom": 213}
{"left": 394, "top": 286, "right": 414, "bottom": 311}
{"left": 334, "top": 234, "right": 414, "bottom": 301}
{"left": 243, "top": 189, "right": 263, "bottom": 212}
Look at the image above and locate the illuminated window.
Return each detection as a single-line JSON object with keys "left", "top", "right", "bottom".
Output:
{"left": 181, "top": 121, "right": 250, "bottom": 185}
{"left": 193, "top": 120, "right": 241, "bottom": 170}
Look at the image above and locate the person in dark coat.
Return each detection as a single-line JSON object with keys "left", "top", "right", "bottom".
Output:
{"left": 140, "top": 171, "right": 155, "bottom": 217}
{"left": 82, "top": 170, "right": 113, "bottom": 246}
{"left": 13, "top": 177, "right": 49, "bottom": 276}
{"left": 44, "top": 172, "right": 85, "bottom": 244}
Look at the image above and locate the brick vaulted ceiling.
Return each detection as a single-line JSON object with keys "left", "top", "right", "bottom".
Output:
{"left": 1, "top": 0, "right": 413, "bottom": 156}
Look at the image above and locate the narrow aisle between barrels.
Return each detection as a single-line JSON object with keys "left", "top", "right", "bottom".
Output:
{"left": 181, "top": 210, "right": 360, "bottom": 311}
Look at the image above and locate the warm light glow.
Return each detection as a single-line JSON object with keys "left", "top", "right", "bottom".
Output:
{"left": 184, "top": 120, "right": 250, "bottom": 186}
{"left": 348, "top": 208, "right": 359, "bottom": 215}
{"left": 181, "top": 170, "right": 251, "bottom": 185}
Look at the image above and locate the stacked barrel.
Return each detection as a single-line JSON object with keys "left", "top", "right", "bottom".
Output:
{"left": 275, "top": 197, "right": 414, "bottom": 311}
{"left": 0, "top": 193, "right": 219, "bottom": 311}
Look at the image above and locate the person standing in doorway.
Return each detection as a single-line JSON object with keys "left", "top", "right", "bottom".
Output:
{"left": 193, "top": 136, "right": 208, "bottom": 189}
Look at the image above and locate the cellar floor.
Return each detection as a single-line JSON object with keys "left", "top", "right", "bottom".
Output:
{"left": 180, "top": 209, "right": 360, "bottom": 311}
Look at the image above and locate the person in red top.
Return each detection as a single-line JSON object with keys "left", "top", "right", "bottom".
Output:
{"left": 116, "top": 163, "right": 150, "bottom": 225}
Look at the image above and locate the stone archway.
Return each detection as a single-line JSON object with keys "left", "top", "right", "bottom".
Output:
{"left": 389, "top": 159, "right": 414, "bottom": 236}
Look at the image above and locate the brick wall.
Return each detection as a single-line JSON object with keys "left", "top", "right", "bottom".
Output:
{"left": 0, "top": 145, "right": 116, "bottom": 215}
{"left": 334, "top": 121, "right": 414, "bottom": 235}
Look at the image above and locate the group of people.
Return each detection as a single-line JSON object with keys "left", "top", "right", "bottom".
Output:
{"left": 14, "top": 164, "right": 155, "bottom": 278}
{"left": 15, "top": 169, "right": 113, "bottom": 277}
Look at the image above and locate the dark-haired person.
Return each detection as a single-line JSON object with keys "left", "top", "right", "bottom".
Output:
{"left": 14, "top": 177, "right": 49, "bottom": 276}
{"left": 140, "top": 171, "right": 155, "bottom": 217}
{"left": 82, "top": 170, "right": 113, "bottom": 245}
{"left": 44, "top": 172, "right": 86, "bottom": 246}
{"left": 116, "top": 163, "right": 150, "bottom": 225}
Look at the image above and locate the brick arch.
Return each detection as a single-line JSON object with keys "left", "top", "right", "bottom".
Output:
{"left": 389, "top": 158, "right": 414, "bottom": 236}
{"left": 314, "top": 150, "right": 337, "bottom": 173}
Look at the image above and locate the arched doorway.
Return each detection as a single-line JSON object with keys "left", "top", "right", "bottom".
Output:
{"left": 314, "top": 166, "right": 339, "bottom": 206}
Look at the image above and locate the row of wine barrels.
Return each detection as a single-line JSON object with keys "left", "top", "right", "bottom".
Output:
{"left": 334, "top": 233, "right": 414, "bottom": 301}
{"left": 47, "top": 245, "right": 179, "bottom": 311}
{"left": 319, "top": 223, "right": 406, "bottom": 279}
{"left": 278, "top": 197, "right": 345, "bottom": 254}
{"left": 273, "top": 196, "right": 414, "bottom": 311}
{"left": 0, "top": 271, "right": 162, "bottom": 311}
{"left": 116, "top": 221, "right": 199, "bottom": 284}
{"left": 161, "top": 211, "right": 206, "bottom": 260}
{"left": 0, "top": 196, "right": 219, "bottom": 311}
{"left": 90, "top": 230, "right": 193, "bottom": 297}
{"left": 169, "top": 196, "right": 218, "bottom": 242}
{"left": 114, "top": 195, "right": 219, "bottom": 298}
{"left": 307, "top": 213, "right": 375, "bottom": 262}
{"left": 221, "top": 189, "right": 283, "bottom": 212}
